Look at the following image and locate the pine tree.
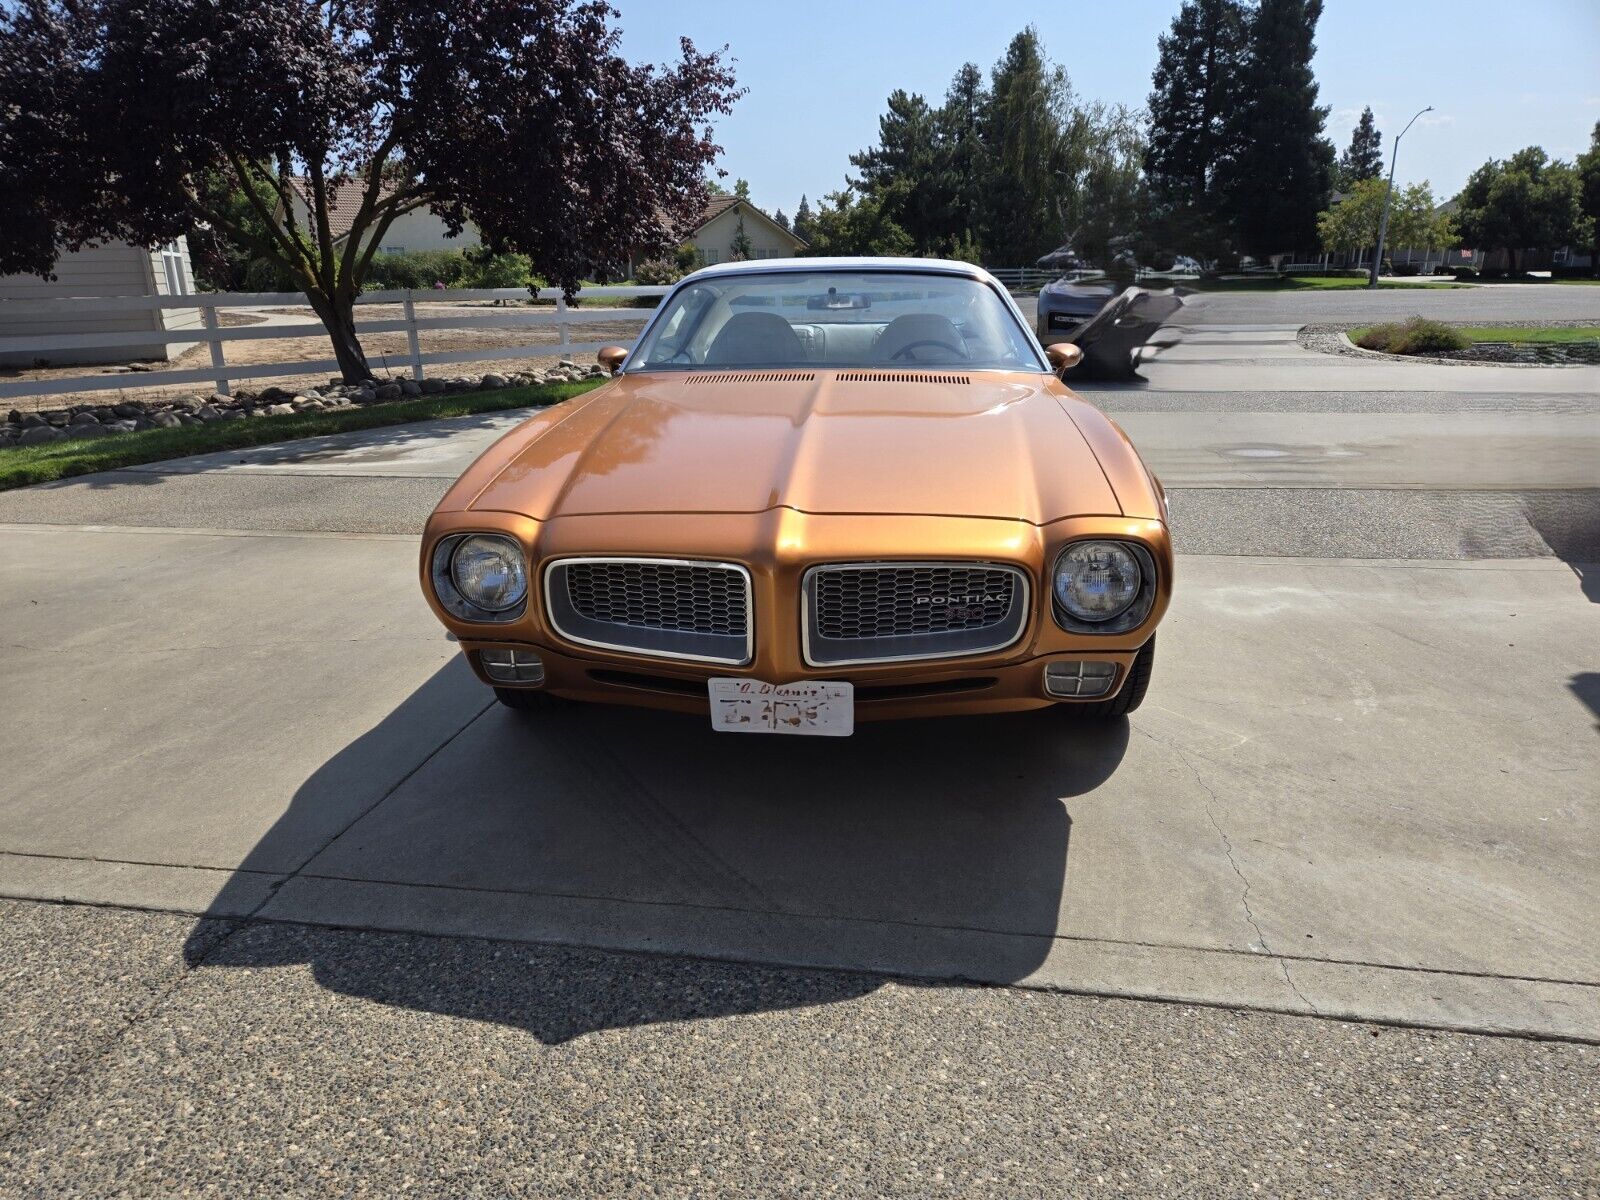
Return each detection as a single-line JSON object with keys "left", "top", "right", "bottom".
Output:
{"left": 773, "top": 208, "right": 790, "bottom": 232}
{"left": 792, "top": 194, "right": 815, "bottom": 245}
{"left": 1338, "top": 106, "right": 1382, "bottom": 190}
{"left": 1143, "top": 0, "right": 1249, "bottom": 259}
{"left": 1219, "top": 0, "right": 1336, "bottom": 258}
{"left": 935, "top": 62, "right": 989, "bottom": 251}
{"left": 982, "top": 28, "right": 1075, "bottom": 264}
{"left": 733, "top": 178, "right": 751, "bottom": 198}
{"left": 849, "top": 90, "right": 943, "bottom": 252}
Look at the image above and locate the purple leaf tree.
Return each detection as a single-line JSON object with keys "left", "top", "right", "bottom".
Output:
{"left": 0, "top": 0, "right": 740, "bottom": 380}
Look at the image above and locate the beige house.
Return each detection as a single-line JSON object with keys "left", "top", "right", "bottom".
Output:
{"left": 0, "top": 239, "right": 201, "bottom": 368}
{"left": 688, "top": 197, "right": 807, "bottom": 265}
{"left": 284, "top": 178, "right": 478, "bottom": 255}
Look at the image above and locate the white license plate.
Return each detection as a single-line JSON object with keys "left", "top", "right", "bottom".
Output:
{"left": 708, "top": 678, "right": 854, "bottom": 737}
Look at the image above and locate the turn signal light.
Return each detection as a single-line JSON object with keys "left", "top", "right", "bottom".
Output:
{"left": 479, "top": 648, "right": 545, "bottom": 684}
{"left": 1044, "top": 660, "right": 1117, "bottom": 698}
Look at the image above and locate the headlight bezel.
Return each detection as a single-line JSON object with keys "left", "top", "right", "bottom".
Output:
{"left": 1051, "top": 539, "right": 1157, "bottom": 634}
{"left": 430, "top": 533, "right": 529, "bottom": 623}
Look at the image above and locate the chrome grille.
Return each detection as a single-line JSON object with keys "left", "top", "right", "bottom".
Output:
{"left": 544, "top": 558, "right": 752, "bottom": 665}
{"left": 803, "top": 562, "right": 1029, "bottom": 667}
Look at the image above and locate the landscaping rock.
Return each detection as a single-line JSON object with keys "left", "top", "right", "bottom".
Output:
{"left": 69, "top": 411, "right": 101, "bottom": 426}
{"left": 148, "top": 412, "right": 183, "bottom": 429}
{"left": 19, "top": 425, "right": 64, "bottom": 445}
{"left": 112, "top": 402, "right": 143, "bottom": 418}
{"left": 481, "top": 373, "right": 509, "bottom": 389}
{"left": 178, "top": 413, "right": 202, "bottom": 426}
{"left": 375, "top": 383, "right": 402, "bottom": 400}
{"left": 351, "top": 387, "right": 377, "bottom": 405}
{"left": 266, "top": 403, "right": 295, "bottom": 416}
{"left": 195, "top": 405, "right": 223, "bottom": 421}
{"left": 64, "top": 423, "right": 111, "bottom": 439}
{"left": 421, "top": 378, "right": 447, "bottom": 394}
{"left": 400, "top": 379, "right": 422, "bottom": 397}
{"left": 21, "top": 413, "right": 47, "bottom": 429}
{"left": 221, "top": 409, "right": 247, "bottom": 421}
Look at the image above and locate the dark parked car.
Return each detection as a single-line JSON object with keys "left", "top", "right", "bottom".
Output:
{"left": 1036, "top": 277, "right": 1185, "bottom": 379}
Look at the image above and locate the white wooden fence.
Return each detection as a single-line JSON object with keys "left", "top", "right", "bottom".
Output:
{"left": 0, "top": 285, "right": 667, "bottom": 403}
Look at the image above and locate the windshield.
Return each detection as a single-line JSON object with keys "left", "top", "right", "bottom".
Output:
{"left": 631, "top": 270, "right": 1046, "bottom": 372}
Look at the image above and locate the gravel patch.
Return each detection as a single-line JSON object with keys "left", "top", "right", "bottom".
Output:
{"left": 1298, "top": 321, "right": 1600, "bottom": 368}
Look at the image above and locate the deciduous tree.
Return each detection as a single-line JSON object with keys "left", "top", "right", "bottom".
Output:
{"left": 1576, "top": 121, "right": 1600, "bottom": 271}
{"left": 1454, "top": 147, "right": 1585, "bottom": 275}
{"left": 1318, "top": 177, "right": 1453, "bottom": 258}
{"left": 0, "top": 0, "right": 739, "bottom": 380}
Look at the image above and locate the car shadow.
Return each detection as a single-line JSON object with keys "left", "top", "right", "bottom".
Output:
{"left": 183, "top": 659, "right": 1128, "bottom": 1043}
{"left": 1522, "top": 490, "right": 1600, "bottom": 604}
{"left": 1570, "top": 672, "right": 1600, "bottom": 735}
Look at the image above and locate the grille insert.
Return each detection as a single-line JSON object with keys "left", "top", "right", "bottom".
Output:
{"left": 803, "top": 562, "right": 1029, "bottom": 666}
{"left": 544, "top": 558, "right": 753, "bottom": 665}
{"left": 834, "top": 372, "right": 970, "bottom": 385}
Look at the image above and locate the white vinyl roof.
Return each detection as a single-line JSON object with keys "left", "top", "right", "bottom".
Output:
{"left": 679, "top": 257, "right": 996, "bottom": 286}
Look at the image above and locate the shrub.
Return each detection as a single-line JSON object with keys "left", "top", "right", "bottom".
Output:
{"left": 1392, "top": 262, "right": 1422, "bottom": 276}
{"left": 1445, "top": 265, "right": 1477, "bottom": 280}
{"left": 634, "top": 256, "right": 684, "bottom": 285}
{"left": 241, "top": 255, "right": 298, "bottom": 292}
{"left": 1354, "top": 317, "right": 1468, "bottom": 355}
{"left": 461, "top": 252, "right": 533, "bottom": 289}
{"left": 364, "top": 249, "right": 471, "bottom": 290}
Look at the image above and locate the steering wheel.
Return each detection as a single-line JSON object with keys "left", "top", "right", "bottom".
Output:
{"left": 890, "top": 339, "right": 966, "bottom": 362}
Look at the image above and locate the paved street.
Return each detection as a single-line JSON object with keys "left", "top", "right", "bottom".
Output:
{"left": 1, "top": 294, "right": 1597, "bottom": 1194}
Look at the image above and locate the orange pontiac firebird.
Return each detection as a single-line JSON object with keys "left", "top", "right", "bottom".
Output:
{"left": 420, "top": 258, "right": 1171, "bottom": 737}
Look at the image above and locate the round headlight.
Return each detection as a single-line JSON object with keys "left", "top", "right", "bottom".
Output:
{"left": 1053, "top": 541, "right": 1142, "bottom": 623}
{"left": 450, "top": 535, "right": 527, "bottom": 613}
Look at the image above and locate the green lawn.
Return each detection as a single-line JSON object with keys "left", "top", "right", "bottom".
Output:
{"left": 0, "top": 379, "right": 606, "bottom": 491}
{"left": 1182, "top": 274, "right": 1464, "bottom": 291}
{"left": 1350, "top": 325, "right": 1600, "bottom": 346}
{"left": 1449, "top": 325, "right": 1600, "bottom": 343}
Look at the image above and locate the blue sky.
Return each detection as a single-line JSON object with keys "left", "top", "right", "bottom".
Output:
{"left": 613, "top": 0, "right": 1600, "bottom": 218}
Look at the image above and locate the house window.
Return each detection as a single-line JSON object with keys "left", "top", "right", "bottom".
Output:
{"left": 382, "top": 245, "right": 407, "bottom": 254}
{"left": 159, "top": 242, "right": 190, "bottom": 296}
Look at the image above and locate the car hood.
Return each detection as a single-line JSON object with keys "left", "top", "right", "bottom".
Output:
{"left": 466, "top": 370, "right": 1121, "bottom": 523}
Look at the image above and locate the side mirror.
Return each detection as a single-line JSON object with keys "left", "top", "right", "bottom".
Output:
{"left": 1045, "top": 343, "right": 1083, "bottom": 375}
{"left": 597, "top": 346, "right": 628, "bottom": 375}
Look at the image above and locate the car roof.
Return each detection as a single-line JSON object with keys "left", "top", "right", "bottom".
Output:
{"left": 678, "top": 257, "right": 999, "bottom": 287}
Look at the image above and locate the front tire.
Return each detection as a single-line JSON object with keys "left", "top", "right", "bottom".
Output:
{"left": 1063, "top": 636, "right": 1155, "bottom": 719}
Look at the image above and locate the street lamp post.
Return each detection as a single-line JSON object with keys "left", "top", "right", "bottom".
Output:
{"left": 1369, "top": 105, "right": 1434, "bottom": 287}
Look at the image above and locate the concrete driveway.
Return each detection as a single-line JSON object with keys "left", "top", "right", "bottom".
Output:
{"left": 4, "top": 317, "right": 1598, "bottom": 1192}
{"left": 2, "top": 323, "right": 1596, "bottom": 1046}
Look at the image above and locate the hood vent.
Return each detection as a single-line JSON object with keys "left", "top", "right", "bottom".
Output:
{"left": 684, "top": 371, "right": 816, "bottom": 384}
{"left": 835, "top": 372, "right": 971, "bottom": 385}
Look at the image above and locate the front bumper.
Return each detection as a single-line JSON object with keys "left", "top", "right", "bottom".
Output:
{"left": 422, "top": 509, "right": 1171, "bottom": 720}
{"left": 460, "top": 638, "right": 1142, "bottom": 720}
